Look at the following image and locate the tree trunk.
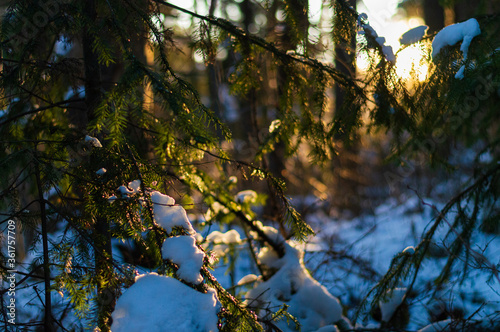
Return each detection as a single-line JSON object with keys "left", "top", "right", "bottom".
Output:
{"left": 35, "top": 158, "right": 54, "bottom": 332}
{"left": 423, "top": 0, "right": 445, "bottom": 33}
{"left": 333, "top": 0, "right": 362, "bottom": 215}
{"left": 82, "top": 1, "right": 114, "bottom": 330}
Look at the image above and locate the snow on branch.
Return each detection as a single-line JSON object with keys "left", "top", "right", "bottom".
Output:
{"left": 245, "top": 224, "right": 348, "bottom": 331}
{"left": 431, "top": 18, "right": 481, "bottom": 79}
{"left": 111, "top": 273, "right": 220, "bottom": 331}
{"left": 357, "top": 13, "right": 396, "bottom": 64}
{"left": 399, "top": 25, "right": 428, "bottom": 46}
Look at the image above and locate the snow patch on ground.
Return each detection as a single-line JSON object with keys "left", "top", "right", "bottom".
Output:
{"left": 307, "top": 195, "right": 500, "bottom": 330}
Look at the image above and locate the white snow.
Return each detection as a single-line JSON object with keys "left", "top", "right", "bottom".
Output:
{"left": 54, "top": 35, "right": 73, "bottom": 55}
{"left": 111, "top": 273, "right": 220, "bottom": 332}
{"left": 84, "top": 135, "right": 102, "bottom": 148}
{"left": 455, "top": 65, "right": 466, "bottom": 79}
{"left": 431, "top": 18, "right": 481, "bottom": 79}
{"left": 205, "top": 230, "right": 243, "bottom": 257}
{"left": 162, "top": 235, "right": 205, "bottom": 284}
{"left": 128, "top": 180, "right": 141, "bottom": 192}
{"left": 96, "top": 168, "right": 107, "bottom": 176}
{"left": 269, "top": 119, "right": 281, "bottom": 133}
{"left": 402, "top": 246, "right": 415, "bottom": 255}
{"left": 381, "top": 45, "right": 396, "bottom": 64}
{"left": 399, "top": 26, "right": 428, "bottom": 46}
{"left": 251, "top": 220, "right": 285, "bottom": 244}
{"left": 151, "top": 191, "right": 195, "bottom": 234}
{"left": 235, "top": 190, "right": 258, "bottom": 204}
{"left": 307, "top": 193, "right": 500, "bottom": 330}
{"left": 256, "top": 246, "right": 281, "bottom": 267}
{"left": 358, "top": 13, "right": 395, "bottom": 64}
{"left": 118, "top": 180, "right": 141, "bottom": 196}
{"left": 206, "top": 229, "right": 242, "bottom": 244}
{"left": 205, "top": 201, "right": 229, "bottom": 221}
{"left": 379, "top": 288, "right": 406, "bottom": 322}
{"left": 246, "top": 238, "right": 344, "bottom": 331}
{"left": 237, "top": 274, "right": 260, "bottom": 285}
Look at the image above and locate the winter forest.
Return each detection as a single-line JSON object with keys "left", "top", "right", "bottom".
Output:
{"left": 1, "top": 0, "right": 500, "bottom": 331}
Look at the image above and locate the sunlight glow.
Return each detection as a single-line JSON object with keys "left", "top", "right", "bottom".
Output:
{"left": 395, "top": 44, "right": 429, "bottom": 81}
{"left": 356, "top": 10, "right": 428, "bottom": 81}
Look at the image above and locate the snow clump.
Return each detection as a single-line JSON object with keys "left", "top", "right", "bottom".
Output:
{"left": 237, "top": 274, "right": 260, "bottom": 286}
{"left": 111, "top": 273, "right": 220, "bottom": 332}
{"left": 162, "top": 236, "right": 205, "bottom": 284}
{"left": 246, "top": 227, "right": 345, "bottom": 331}
{"left": 206, "top": 229, "right": 241, "bottom": 244}
{"left": 399, "top": 25, "right": 428, "bottom": 46}
{"left": 151, "top": 191, "right": 195, "bottom": 234}
{"left": 84, "top": 135, "right": 102, "bottom": 148}
{"left": 402, "top": 246, "right": 415, "bottom": 255}
{"left": 379, "top": 288, "right": 407, "bottom": 322}
{"left": 151, "top": 191, "right": 204, "bottom": 283}
{"left": 431, "top": 18, "right": 481, "bottom": 79}
{"left": 117, "top": 179, "right": 141, "bottom": 196}
{"left": 205, "top": 229, "right": 242, "bottom": 258}
{"left": 235, "top": 190, "right": 258, "bottom": 204}
{"left": 269, "top": 119, "right": 281, "bottom": 133}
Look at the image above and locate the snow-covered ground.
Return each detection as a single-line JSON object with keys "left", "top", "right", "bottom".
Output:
{"left": 303, "top": 195, "right": 500, "bottom": 329}
{"left": 4, "top": 180, "right": 499, "bottom": 331}
{"left": 209, "top": 193, "right": 500, "bottom": 330}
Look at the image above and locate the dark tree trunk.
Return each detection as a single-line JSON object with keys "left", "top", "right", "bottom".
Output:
{"left": 82, "top": 1, "right": 114, "bottom": 330}
{"left": 333, "top": 0, "right": 362, "bottom": 215}
{"left": 268, "top": 0, "right": 308, "bottom": 235}
{"left": 424, "top": 0, "right": 445, "bottom": 33}
{"left": 453, "top": 0, "right": 478, "bottom": 22}
{"left": 35, "top": 159, "right": 54, "bottom": 332}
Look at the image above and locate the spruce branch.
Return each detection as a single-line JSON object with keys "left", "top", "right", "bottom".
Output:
{"left": 0, "top": 98, "right": 85, "bottom": 127}
{"left": 152, "top": 0, "right": 363, "bottom": 91}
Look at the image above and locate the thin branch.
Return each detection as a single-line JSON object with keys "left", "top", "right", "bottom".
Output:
{"left": 34, "top": 150, "right": 54, "bottom": 331}
{"left": 0, "top": 98, "right": 85, "bottom": 127}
